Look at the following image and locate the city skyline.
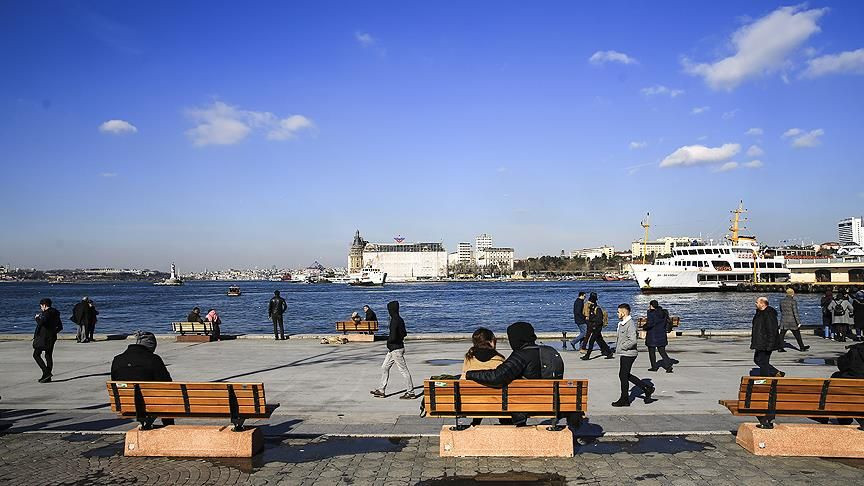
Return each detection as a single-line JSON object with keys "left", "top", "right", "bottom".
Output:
{"left": 2, "top": 2, "right": 863, "bottom": 271}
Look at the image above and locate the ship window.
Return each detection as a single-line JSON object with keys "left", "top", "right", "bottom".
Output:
{"left": 734, "top": 262, "right": 741, "bottom": 268}
{"left": 688, "top": 250, "right": 697, "bottom": 255}
{"left": 698, "top": 249, "right": 705, "bottom": 254}
{"left": 758, "top": 262, "right": 766, "bottom": 268}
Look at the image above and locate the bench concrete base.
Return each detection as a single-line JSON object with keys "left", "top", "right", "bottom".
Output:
{"left": 736, "top": 423, "right": 864, "bottom": 457}
{"left": 439, "top": 425, "right": 573, "bottom": 457}
{"left": 175, "top": 335, "right": 212, "bottom": 343}
{"left": 124, "top": 425, "right": 263, "bottom": 458}
{"left": 345, "top": 334, "right": 375, "bottom": 342}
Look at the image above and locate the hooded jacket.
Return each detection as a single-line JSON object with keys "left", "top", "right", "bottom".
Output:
{"left": 110, "top": 344, "right": 172, "bottom": 382}
{"left": 186, "top": 310, "right": 204, "bottom": 323}
{"left": 365, "top": 307, "right": 378, "bottom": 322}
{"left": 386, "top": 301, "right": 407, "bottom": 351}
{"left": 461, "top": 347, "right": 506, "bottom": 375}
{"left": 644, "top": 307, "right": 669, "bottom": 347}
{"left": 835, "top": 342, "right": 864, "bottom": 378}
{"left": 751, "top": 306, "right": 781, "bottom": 351}
{"left": 71, "top": 301, "right": 97, "bottom": 326}
{"left": 465, "top": 322, "right": 543, "bottom": 387}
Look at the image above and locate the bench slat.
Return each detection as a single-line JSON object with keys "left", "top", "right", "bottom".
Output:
{"left": 106, "top": 381, "right": 276, "bottom": 421}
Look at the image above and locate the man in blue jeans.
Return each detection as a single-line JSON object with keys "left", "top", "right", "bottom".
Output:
{"left": 570, "top": 291, "right": 588, "bottom": 353}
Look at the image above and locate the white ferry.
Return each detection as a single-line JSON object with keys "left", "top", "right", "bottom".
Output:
{"left": 630, "top": 203, "right": 790, "bottom": 292}
{"left": 349, "top": 267, "right": 387, "bottom": 286}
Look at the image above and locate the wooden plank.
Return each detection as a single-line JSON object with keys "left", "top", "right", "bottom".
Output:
{"left": 107, "top": 381, "right": 266, "bottom": 389}
{"left": 427, "top": 404, "right": 583, "bottom": 413}
{"left": 737, "top": 378, "right": 864, "bottom": 387}
{"left": 737, "top": 393, "right": 864, "bottom": 404}
{"left": 736, "top": 401, "right": 864, "bottom": 413}
{"left": 114, "top": 397, "right": 262, "bottom": 406}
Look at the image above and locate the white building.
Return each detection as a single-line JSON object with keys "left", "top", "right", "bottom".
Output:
{"left": 475, "top": 233, "right": 493, "bottom": 250}
{"left": 361, "top": 241, "right": 448, "bottom": 281}
{"left": 457, "top": 242, "right": 473, "bottom": 263}
{"left": 476, "top": 247, "right": 515, "bottom": 271}
{"left": 570, "top": 246, "right": 615, "bottom": 260}
{"left": 838, "top": 217, "right": 864, "bottom": 246}
{"left": 631, "top": 236, "right": 696, "bottom": 259}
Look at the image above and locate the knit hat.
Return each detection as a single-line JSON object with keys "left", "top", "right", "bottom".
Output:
{"left": 133, "top": 331, "right": 157, "bottom": 352}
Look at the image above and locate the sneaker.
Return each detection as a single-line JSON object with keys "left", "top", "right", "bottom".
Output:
{"left": 369, "top": 389, "right": 385, "bottom": 398}
{"left": 399, "top": 392, "right": 417, "bottom": 400}
{"left": 611, "top": 399, "right": 630, "bottom": 407}
{"left": 38, "top": 374, "right": 52, "bottom": 383}
{"left": 604, "top": 353, "right": 614, "bottom": 359}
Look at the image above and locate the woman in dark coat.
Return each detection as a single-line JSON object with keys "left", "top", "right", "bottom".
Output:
{"left": 644, "top": 300, "right": 674, "bottom": 373}
{"left": 853, "top": 290, "right": 864, "bottom": 339}
{"left": 751, "top": 297, "right": 783, "bottom": 377}
{"left": 820, "top": 290, "right": 834, "bottom": 339}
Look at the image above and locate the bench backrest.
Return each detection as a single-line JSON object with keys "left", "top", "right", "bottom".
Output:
{"left": 423, "top": 379, "right": 588, "bottom": 417}
{"left": 336, "top": 320, "right": 379, "bottom": 332}
{"left": 732, "top": 376, "right": 864, "bottom": 417}
{"left": 106, "top": 381, "right": 269, "bottom": 417}
{"left": 172, "top": 321, "right": 213, "bottom": 334}
{"left": 637, "top": 316, "right": 680, "bottom": 327}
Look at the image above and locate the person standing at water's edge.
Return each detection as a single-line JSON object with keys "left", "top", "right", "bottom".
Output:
{"left": 71, "top": 296, "right": 93, "bottom": 343}
{"left": 370, "top": 300, "right": 416, "bottom": 400}
{"left": 828, "top": 292, "right": 856, "bottom": 342}
{"left": 751, "top": 297, "right": 784, "bottom": 377}
{"left": 612, "top": 304, "right": 654, "bottom": 407}
{"left": 778, "top": 289, "right": 809, "bottom": 352}
{"left": 853, "top": 290, "right": 864, "bottom": 340}
{"left": 821, "top": 290, "right": 834, "bottom": 340}
{"left": 570, "top": 291, "right": 588, "bottom": 352}
{"left": 33, "top": 298, "right": 62, "bottom": 383}
{"left": 268, "top": 290, "right": 288, "bottom": 340}
{"left": 645, "top": 300, "right": 675, "bottom": 373}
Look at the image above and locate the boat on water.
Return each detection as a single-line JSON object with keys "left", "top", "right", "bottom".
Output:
{"left": 349, "top": 267, "right": 387, "bottom": 286}
{"left": 154, "top": 263, "right": 183, "bottom": 286}
{"left": 329, "top": 275, "right": 352, "bottom": 284}
{"left": 227, "top": 285, "right": 241, "bottom": 296}
{"left": 629, "top": 202, "right": 790, "bottom": 292}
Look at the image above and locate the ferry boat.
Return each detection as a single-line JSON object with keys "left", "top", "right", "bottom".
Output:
{"left": 349, "top": 267, "right": 387, "bottom": 286}
{"left": 630, "top": 203, "right": 790, "bottom": 292}
{"left": 227, "top": 285, "right": 241, "bottom": 296}
{"left": 154, "top": 263, "right": 183, "bottom": 286}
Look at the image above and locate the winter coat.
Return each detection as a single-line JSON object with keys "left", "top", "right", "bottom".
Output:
{"left": 186, "top": 311, "right": 204, "bottom": 323}
{"left": 573, "top": 298, "right": 586, "bottom": 325}
{"left": 821, "top": 295, "right": 834, "bottom": 326}
{"left": 365, "top": 308, "right": 378, "bottom": 322}
{"left": 779, "top": 296, "right": 801, "bottom": 330}
{"left": 465, "top": 322, "right": 544, "bottom": 387}
{"left": 71, "top": 301, "right": 97, "bottom": 326}
{"left": 834, "top": 342, "right": 864, "bottom": 379}
{"left": 644, "top": 308, "right": 669, "bottom": 347}
{"left": 828, "top": 299, "right": 854, "bottom": 326}
{"left": 852, "top": 295, "right": 864, "bottom": 330}
{"left": 33, "top": 307, "right": 61, "bottom": 350}
{"left": 615, "top": 315, "right": 638, "bottom": 358}
{"left": 751, "top": 306, "right": 781, "bottom": 351}
{"left": 268, "top": 296, "right": 287, "bottom": 317}
{"left": 386, "top": 301, "right": 407, "bottom": 351}
{"left": 110, "top": 344, "right": 172, "bottom": 382}
{"left": 461, "top": 347, "right": 506, "bottom": 376}
{"left": 587, "top": 302, "right": 604, "bottom": 329}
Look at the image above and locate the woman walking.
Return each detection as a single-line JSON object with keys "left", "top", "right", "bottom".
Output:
{"left": 645, "top": 300, "right": 675, "bottom": 372}
{"left": 778, "top": 289, "right": 810, "bottom": 352}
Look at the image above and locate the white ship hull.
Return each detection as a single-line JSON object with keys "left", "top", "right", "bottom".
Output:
{"left": 349, "top": 268, "right": 387, "bottom": 286}
{"left": 630, "top": 264, "right": 790, "bottom": 292}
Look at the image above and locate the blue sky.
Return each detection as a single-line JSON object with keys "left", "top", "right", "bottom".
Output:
{"left": 1, "top": 1, "right": 863, "bottom": 270}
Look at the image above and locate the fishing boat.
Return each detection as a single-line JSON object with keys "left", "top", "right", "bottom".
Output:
{"left": 154, "top": 263, "right": 183, "bottom": 286}
{"left": 227, "top": 285, "right": 241, "bottom": 296}
{"left": 349, "top": 267, "right": 387, "bottom": 286}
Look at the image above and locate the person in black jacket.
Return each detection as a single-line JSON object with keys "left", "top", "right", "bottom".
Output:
{"left": 33, "top": 298, "right": 62, "bottom": 383}
{"left": 570, "top": 292, "right": 588, "bottom": 352}
{"left": 645, "top": 300, "right": 675, "bottom": 373}
{"left": 370, "top": 301, "right": 415, "bottom": 399}
{"left": 363, "top": 305, "right": 377, "bottom": 322}
{"left": 580, "top": 293, "right": 613, "bottom": 360}
{"left": 268, "top": 291, "right": 288, "bottom": 340}
{"left": 111, "top": 331, "right": 174, "bottom": 426}
{"left": 751, "top": 297, "right": 783, "bottom": 377}
{"left": 71, "top": 297, "right": 92, "bottom": 343}
{"left": 186, "top": 307, "right": 204, "bottom": 324}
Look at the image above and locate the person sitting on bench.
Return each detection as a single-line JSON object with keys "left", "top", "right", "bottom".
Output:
{"left": 812, "top": 341, "right": 864, "bottom": 426}
{"left": 461, "top": 328, "right": 507, "bottom": 426}
{"left": 111, "top": 331, "right": 174, "bottom": 426}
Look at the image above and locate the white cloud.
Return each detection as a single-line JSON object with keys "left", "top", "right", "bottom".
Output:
{"left": 99, "top": 172, "right": 118, "bottom": 178}
{"left": 355, "top": 31, "right": 375, "bottom": 47}
{"left": 744, "top": 160, "right": 764, "bottom": 168}
{"left": 721, "top": 109, "right": 739, "bottom": 120}
{"left": 683, "top": 6, "right": 826, "bottom": 90}
{"left": 783, "top": 128, "right": 824, "bottom": 148}
{"left": 185, "top": 101, "right": 314, "bottom": 146}
{"left": 714, "top": 161, "right": 739, "bottom": 172}
{"left": 746, "top": 127, "right": 763, "bottom": 136}
{"left": 99, "top": 119, "right": 137, "bottom": 134}
{"left": 660, "top": 143, "right": 740, "bottom": 168}
{"left": 803, "top": 48, "right": 864, "bottom": 78}
{"left": 641, "top": 85, "right": 684, "bottom": 97}
{"left": 691, "top": 106, "right": 710, "bottom": 115}
{"left": 589, "top": 50, "right": 638, "bottom": 65}
{"left": 782, "top": 128, "right": 803, "bottom": 138}
{"left": 746, "top": 145, "right": 764, "bottom": 157}
{"left": 629, "top": 141, "right": 647, "bottom": 150}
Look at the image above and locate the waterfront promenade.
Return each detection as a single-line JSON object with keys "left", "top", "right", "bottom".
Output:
{"left": 1, "top": 334, "right": 862, "bottom": 484}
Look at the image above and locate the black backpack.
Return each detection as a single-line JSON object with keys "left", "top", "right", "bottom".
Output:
{"left": 834, "top": 302, "right": 847, "bottom": 317}
{"left": 528, "top": 345, "right": 564, "bottom": 379}
{"left": 664, "top": 310, "right": 674, "bottom": 333}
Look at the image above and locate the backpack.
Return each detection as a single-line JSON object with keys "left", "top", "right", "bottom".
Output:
{"left": 834, "top": 302, "right": 847, "bottom": 317}
{"left": 600, "top": 308, "right": 609, "bottom": 328}
{"left": 664, "top": 310, "right": 674, "bottom": 333}
{"left": 528, "top": 345, "right": 564, "bottom": 379}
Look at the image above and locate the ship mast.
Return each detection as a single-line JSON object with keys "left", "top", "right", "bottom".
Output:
{"left": 641, "top": 212, "right": 651, "bottom": 264}
{"left": 728, "top": 201, "right": 747, "bottom": 246}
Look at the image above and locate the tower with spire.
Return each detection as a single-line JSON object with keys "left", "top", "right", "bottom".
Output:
{"left": 349, "top": 230, "right": 367, "bottom": 273}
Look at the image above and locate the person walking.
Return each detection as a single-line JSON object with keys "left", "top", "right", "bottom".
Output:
{"left": 370, "top": 300, "right": 416, "bottom": 400}
{"left": 570, "top": 292, "right": 588, "bottom": 352}
{"left": 33, "top": 298, "right": 62, "bottom": 383}
{"left": 778, "top": 288, "right": 809, "bottom": 352}
{"left": 853, "top": 290, "right": 864, "bottom": 340}
{"left": 820, "top": 290, "right": 834, "bottom": 339}
{"left": 751, "top": 297, "right": 783, "bottom": 377}
{"left": 828, "top": 292, "right": 856, "bottom": 342}
{"left": 268, "top": 290, "right": 288, "bottom": 340}
{"left": 581, "top": 292, "right": 613, "bottom": 360}
{"left": 612, "top": 304, "right": 654, "bottom": 407}
{"left": 645, "top": 300, "right": 675, "bottom": 372}
{"left": 71, "top": 297, "right": 90, "bottom": 343}
{"left": 206, "top": 308, "right": 222, "bottom": 341}
{"left": 363, "top": 304, "right": 377, "bottom": 322}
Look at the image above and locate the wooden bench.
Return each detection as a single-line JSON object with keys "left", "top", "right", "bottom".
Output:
{"left": 172, "top": 321, "right": 213, "bottom": 335}
{"left": 423, "top": 379, "right": 587, "bottom": 430}
{"left": 719, "top": 376, "right": 864, "bottom": 429}
{"left": 106, "top": 381, "right": 279, "bottom": 431}
{"left": 335, "top": 320, "right": 379, "bottom": 334}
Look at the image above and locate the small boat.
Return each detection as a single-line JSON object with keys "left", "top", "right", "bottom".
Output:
{"left": 227, "top": 285, "right": 241, "bottom": 296}
{"left": 349, "top": 267, "right": 387, "bottom": 286}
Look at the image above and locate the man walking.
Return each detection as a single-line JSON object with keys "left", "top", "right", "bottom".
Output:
{"left": 778, "top": 289, "right": 809, "bottom": 352}
{"left": 581, "top": 292, "right": 613, "bottom": 360}
{"left": 33, "top": 298, "right": 62, "bottom": 383}
{"left": 570, "top": 291, "right": 588, "bottom": 352}
{"left": 268, "top": 290, "right": 288, "bottom": 340}
{"left": 370, "top": 301, "right": 416, "bottom": 399}
{"left": 612, "top": 304, "right": 654, "bottom": 407}
{"left": 752, "top": 297, "right": 784, "bottom": 377}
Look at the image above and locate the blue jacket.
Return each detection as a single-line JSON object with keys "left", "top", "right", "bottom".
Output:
{"left": 644, "top": 308, "right": 669, "bottom": 347}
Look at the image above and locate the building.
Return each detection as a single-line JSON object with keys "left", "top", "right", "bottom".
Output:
{"left": 476, "top": 247, "right": 515, "bottom": 272}
{"left": 570, "top": 246, "right": 615, "bottom": 260}
{"left": 631, "top": 236, "right": 696, "bottom": 259}
{"left": 457, "top": 242, "right": 473, "bottom": 264}
{"left": 360, "top": 240, "right": 448, "bottom": 281}
{"left": 475, "top": 233, "right": 493, "bottom": 250}
{"left": 838, "top": 217, "right": 864, "bottom": 246}
{"left": 348, "top": 230, "right": 367, "bottom": 273}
